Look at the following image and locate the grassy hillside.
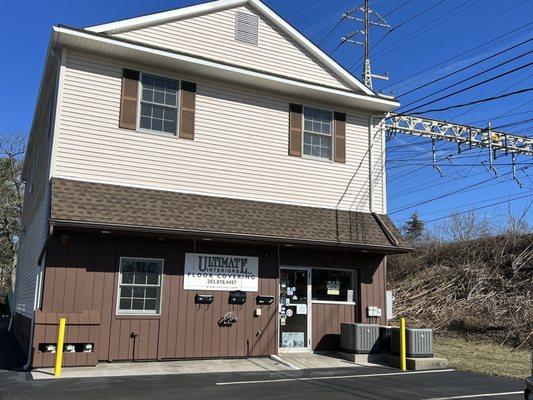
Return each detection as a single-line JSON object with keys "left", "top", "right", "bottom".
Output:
{"left": 388, "top": 233, "right": 533, "bottom": 348}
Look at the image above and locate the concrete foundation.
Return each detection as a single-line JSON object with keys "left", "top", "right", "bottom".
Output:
{"left": 338, "top": 352, "right": 448, "bottom": 371}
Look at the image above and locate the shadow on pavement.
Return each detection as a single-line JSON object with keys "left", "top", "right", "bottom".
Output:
{"left": 0, "top": 317, "right": 25, "bottom": 372}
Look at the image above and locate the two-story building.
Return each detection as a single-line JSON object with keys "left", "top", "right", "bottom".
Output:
{"left": 12, "top": 0, "right": 410, "bottom": 369}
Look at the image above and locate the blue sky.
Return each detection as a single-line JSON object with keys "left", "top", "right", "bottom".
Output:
{"left": 0, "top": 0, "right": 531, "bottom": 233}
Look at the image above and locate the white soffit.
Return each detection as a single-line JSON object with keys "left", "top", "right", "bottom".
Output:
{"left": 52, "top": 26, "right": 399, "bottom": 112}
{"left": 85, "top": 0, "right": 377, "bottom": 96}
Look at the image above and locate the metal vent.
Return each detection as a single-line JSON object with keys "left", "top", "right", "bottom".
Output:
{"left": 235, "top": 11, "right": 259, "bottom": 45}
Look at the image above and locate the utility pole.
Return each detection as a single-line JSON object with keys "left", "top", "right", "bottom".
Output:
{"left": 341, "top": 0, "right": 390, "bottom": 89}
{"left": 363, "top": 0, "right": 372, "bottom": 88}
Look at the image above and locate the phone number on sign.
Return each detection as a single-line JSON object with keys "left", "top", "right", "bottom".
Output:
{"left": 207, "top": 278, "right": 237, "bottom": 286}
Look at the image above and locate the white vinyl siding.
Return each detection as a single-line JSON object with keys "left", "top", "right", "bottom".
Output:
{"left": 115, "top": 5, "right": 351, "bottom": 91}
{"left": 52, "top": 50, "right": 385, "bottom": 213}
{"left": 14, "top": 190, "right": 49, "bottom": 317}
{"left": 14, "top": 56, "right": 58, "bottom": 317}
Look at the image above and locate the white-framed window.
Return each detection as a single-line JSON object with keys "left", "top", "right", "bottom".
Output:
{"left": 139, "top": 73, "right": 179, "bottom": 135}
{"left": 117, "top": 257, "right": 164, "bottom": 315}
{"left": 311, "top": 268, "right": 356, "bottom": 303}
{"left": 303, "top": 107, "right": 333, "bottom": 160}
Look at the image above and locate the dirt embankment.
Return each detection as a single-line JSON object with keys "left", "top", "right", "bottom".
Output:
{"left": 388, "top": 233, "right": 533, "bottom": 348}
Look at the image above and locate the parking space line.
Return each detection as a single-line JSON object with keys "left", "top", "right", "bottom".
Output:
{"left": 423, "top": 391, "right": 523, "bottom": 400}
{"left": 216, "top": 368, "right": 455, "bottom": 385}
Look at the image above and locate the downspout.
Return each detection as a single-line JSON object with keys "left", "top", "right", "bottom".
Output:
{"left": 368, "top": 115, "right": 385, "bottom": 213}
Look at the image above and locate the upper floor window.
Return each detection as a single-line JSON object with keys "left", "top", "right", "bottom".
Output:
{"left": 303, "top": 107, "right": 333, "bottom": 160}
{"left": 139, "top": 74, "right": 179, "bottom": 135}
{"left": 117, "top": 257, "right": 163, "bottom": 315}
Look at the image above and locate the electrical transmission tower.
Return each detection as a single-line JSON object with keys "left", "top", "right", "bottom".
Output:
{"left": 336, "top": 1, "right": 532, "bottom": 186}
{"left": 341, "top": 0, "right": 390, "bottom": 89}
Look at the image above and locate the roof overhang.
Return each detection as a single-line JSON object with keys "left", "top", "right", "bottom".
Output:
{"left": 49, "top": 219, "right": 414, "bottom": 254}
{"left": 51, "top": 26, "right": 400, "bottom": 112}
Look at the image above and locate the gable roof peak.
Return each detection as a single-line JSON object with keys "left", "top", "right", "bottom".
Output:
{"left": 85, "top": 0, "right": 376, "bottom": 96}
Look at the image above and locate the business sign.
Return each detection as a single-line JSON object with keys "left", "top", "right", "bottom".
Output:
{"left": 184, "top": 253, "right": 259, "bottom": 291}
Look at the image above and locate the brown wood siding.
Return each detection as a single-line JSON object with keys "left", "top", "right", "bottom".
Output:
{"left": 312, "top": 303, "right": 355, "bottom": 351}
{"left": 281, "top": 247, "right": 387, "bottom": 326}
{"left": 359, "top": 257, "right": 387, "bottom": 325}
{"left": 35, "top": 231, "right": 387, "bottom": 366}
{"left": 39, "top": 231, "right": 278, "bottom": 365}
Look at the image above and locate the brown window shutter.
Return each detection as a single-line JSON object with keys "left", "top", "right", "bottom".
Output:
{"left": 179, "top": 81, "right": 197, "bottom": 140}
{"left": 119, "top": 69, "right": 140, "bottom": 130}
{"left": 289, "top": 103, "right": 303, "bottom": 157}
{"left": 334, "top": 111, "right": 346, "bottom": 163}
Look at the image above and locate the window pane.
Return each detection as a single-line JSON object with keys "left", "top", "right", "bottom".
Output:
{"left": 142, "top": 88, "right": 153, "bottom": 103}
{"left": 140, "top": 116, "right": 151, "bottom": 130}
{"left": 142, "top": 75, "right": 154, "bottom": 87}
{"left": 119, "top": 258, "right": 163, "bottom": 314}
{"left": 303, "top": 107, "right": 332, "bottom": 159}
{"left": 311, "top": 269, "right": 354, "bottom": 302}
{"left": 145, "top": 299, "right": 157, "bottom": 311}
{"left": 153, "top": 78, "right": 166, "bottom": 90}
{"left": 132, "top": 299, "right": 144, "bottom": 310}
{"left": 120, "top": 287, "right": 133, "bottom": 298}
{"left": 152, "top": 118, "right": 163, "bottom": 132}
{"left": 165, "top": 93, "right": 177, "bottom": 106}
{"left": 166, "top": 80, "right": 178, "bottom": 91}
{"left": 147, "top": 274, "right": 159, "bottom": 285}
{"left": 152, "top": 106, "right": 164, "bottom": 119}
{"left": 133, "top": 287, "right": 145, "bottom": 298}
{"left": 154, "top": 90, "right": 165, "bottom": 104}
{"left": 147, "top": 262, "right": 160, "bottom": 274}
{"left": 140, "top": 74, "right": 178, "bottom": 134}
{"left": 134, "top": 273, "right": 147, "bottom": 285}
{"left": 145, "top": 287, "right": 157, "bottom": 299}
{"left": 163, "top": 122, "right": 175, "bottom": 134}
{"left": 119, "top": 299, "right": 132, "bottom": 310}
{"left": 122, "top": 273, "right": 134, "bottom": 284}
{"left": 122, "top": 261, "right": 134, "bottom": 273}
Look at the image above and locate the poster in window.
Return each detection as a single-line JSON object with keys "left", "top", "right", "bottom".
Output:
{"left": 281, "top": 332, "right": 305, "bottom": 348}
{"left": 327, "top": 280, "right": 341, "bottom": 296}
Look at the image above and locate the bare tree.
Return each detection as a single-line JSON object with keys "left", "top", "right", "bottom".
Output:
{"left": 0, "top": 132, "right": 25, "bottom": 300}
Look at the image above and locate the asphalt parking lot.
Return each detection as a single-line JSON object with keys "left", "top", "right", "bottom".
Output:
{"left": 0, "top": 319, "right": 525, "bottom": 400}
{"left": 0, "top": 365, "right": 525, "bottom": 400}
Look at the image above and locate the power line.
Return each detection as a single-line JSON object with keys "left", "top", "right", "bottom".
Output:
{"left": 381, "top": 22, "right": 532, "bottom": 92}
{"left": 389, "top": 167, "right": 528, "bottom": 214}
{"left": 355, "top": 0, "right": 480, "bottom": 72}
{"left": 411, "top": 88, "right": 533, "bottom": 114}
{"left": 467, "top": 109, "right": 533, "bottom": 125}
{"left": 396, "top": 38, "right": 533, "bottom": 99}
{"left": 492, "top": 118, "right": 533, "bottom": 130}
{"left": 419, "top": 189, "right": 533, "bottom": 217}
{"left": 318, "top": 17, "right": 347, "bottom": 47}
{"left": 400, "top": 61, "right": 533, "bottom": 114}
{"left": 423, "top": 191, "right": 533, "bottom": 224}
{"left": 450, "top": 70, "right": 533, "bottom": 120}
{"left": 383, "top": 0, "right": 415, "bottom": 17}
{"left": 376, "top": 0, "right": 528, "bottom": 75}
{"left": 348, "top": 0, "right": 450, "bottom": 71}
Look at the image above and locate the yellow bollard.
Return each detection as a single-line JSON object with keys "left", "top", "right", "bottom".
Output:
{"left": 400, "top": 317, "right": 407, "bottom": 371}
{"left": 54, "top": 318, "right": 66, "bottom": 377}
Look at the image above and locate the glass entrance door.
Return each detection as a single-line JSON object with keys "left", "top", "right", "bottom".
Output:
{"left": 279, "top": 268, "right": 310, "bottom": 350}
